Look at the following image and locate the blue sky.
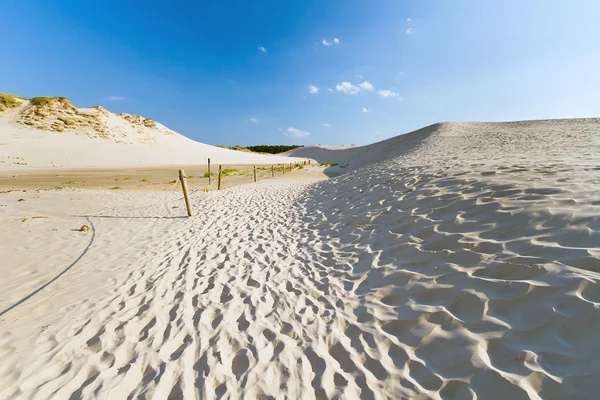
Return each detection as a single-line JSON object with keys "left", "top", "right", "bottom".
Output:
{"left": 1, "top": 1, "right": 599, "bottom": 146}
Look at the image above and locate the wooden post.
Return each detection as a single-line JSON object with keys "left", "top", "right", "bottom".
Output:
{"left": 253, "top": 166, "right": 257, "bottom": 182}
{"left": 218, "top": 165, "right": 222, "bottom": 190}
{"left": 282, "top": 164, "right": 285, "bottom": 174}
{"left": 208, "top": 158, "right": 211, "bottom": 186}
{"left": 178, "top": 169, "right": 193, "bottom": 217}
{"left": 271, "top": 165, "right": 274, "bottom": 177}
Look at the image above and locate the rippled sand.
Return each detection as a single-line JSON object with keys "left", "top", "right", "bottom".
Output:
{"left": 1, "top": 119, "right": 599, "bottom": 399}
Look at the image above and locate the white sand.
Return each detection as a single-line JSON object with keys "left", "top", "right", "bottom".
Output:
{"left": 0, "top": 101, "right": 306, "bottom": 170}
{"left": 1, "top": 119, "right": 600, "bottom": 398}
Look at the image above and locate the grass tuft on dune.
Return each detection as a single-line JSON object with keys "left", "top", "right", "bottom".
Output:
{"left": 29, "top": 96, "right": 71, "bottom": 107}
{"left": 0, "top": 93, "right": 25, "bottom": 111}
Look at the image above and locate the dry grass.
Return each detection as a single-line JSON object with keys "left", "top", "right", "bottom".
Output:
{"left": 30, "top": 96, "right": 70, "bottom": 107}
{"left": 0, "top": 93, "right": 24, "bottom": 111}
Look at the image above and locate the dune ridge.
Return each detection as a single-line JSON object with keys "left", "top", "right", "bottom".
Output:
{"left": 0, "top": 97, "right": 305, "bottom": 169}
{"left": 0, "top": 118, "right": 599, "bottom": 398}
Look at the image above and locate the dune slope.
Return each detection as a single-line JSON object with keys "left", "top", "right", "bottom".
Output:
{"left": 0, "top": 97, "right": 304, "bottom": 169}
{"left": 0, "top": 118, "right": 599, "bottom": 398}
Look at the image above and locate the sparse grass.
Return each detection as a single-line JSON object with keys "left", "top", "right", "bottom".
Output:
{"left": 111, "top": 186, "right": 122, "bottom": 190}
{"left": 222, "top": 168, "right": 239, "bottom": 176}
{"left": 114, "top": 178, "right": 121, "bottom": 182}
{"left": 320, "top": 162, "right": 339, "bottom": 168}
{"left": 123, "top": 177, "right": 131, "bottom": 181}
{"left": 203, "top": 172, "right": 216, "bottom": 178}
{"left": 30, "top": 96, "right": 70, "bottom": 107}
{"left": 297, "top": 165, "right": 304, "bottom": 170}
{"left": 168, "top": 180, "right": 177, "bottom": 184}
{"left": 0, "top": 93, "right": 23, "bottom": 111}
{"left": 64, "top": 180, "right": 76, "bottom": 184}
{"left": 141, "top": 178, "right": 150, "bottom": 182}
{"left": 339, "top": 164, "right": 349, "bottom": 168}
{"left": 187, "top": 174, "right": 195, "bottom": 179}
{"left": 57, "top": 117, "right": 75, "bottom": 126}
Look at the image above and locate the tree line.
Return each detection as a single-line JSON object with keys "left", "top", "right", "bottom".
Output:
{"left": 243, "top": 145, "right": 304, "bottom": 154}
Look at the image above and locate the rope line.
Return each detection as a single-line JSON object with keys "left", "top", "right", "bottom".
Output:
{"left": 0, "top": 180, "right": 184, "bottom": 330}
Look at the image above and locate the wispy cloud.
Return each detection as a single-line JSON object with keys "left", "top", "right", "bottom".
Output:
{"left": 406, "top": 17, "right": 412, "bottom": 23}
{"left": 322, "top": 123, "right": 331, "bottom": 127}
{"left": 249, "top": 118, "right": 258, "bottom": 123}
{"left": 336, "top": 81, "right": 361, "bottom": 95}
{"left": 322, "top": 38, "right": 340, "bottom": 46}
{"left": 258, "top": 46, "right": 267, "bottom": 53}
{"left": 283, "top": 127, "right": 310, "bottom": 138}
{"left": 327, "top": 88, "right": 334, "bottom": 92}
{"left": 406, "top": 28, "right": 414, "bottom": 35}
{"left": 362, "top": 107, "right": 370, "bottom": 113}
{"left": 106, "top": 96, "right": 126, "bottom": 101}
{"left": 308, "top": 85, "right": 319, "bottom": 94}
{"left": 378, "top": 89, "right": 400, "bottom": 98}
{"left": 358, "top": 81, "right": 374, "bottom": 91}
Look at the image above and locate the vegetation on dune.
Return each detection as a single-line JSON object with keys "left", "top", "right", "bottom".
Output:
{"left": 29, "top": 96, "right": 70, "bottom": 107}
{"left": 0, "top": 93, "right": 24, "bottom": 111}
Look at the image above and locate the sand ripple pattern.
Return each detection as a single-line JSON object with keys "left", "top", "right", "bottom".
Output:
{"left": 2, "top": 127, "right": 600, "bottom": 398}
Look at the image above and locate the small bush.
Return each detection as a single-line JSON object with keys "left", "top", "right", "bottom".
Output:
{"left": 123, "top": 177, "right": 131, "bottom": 181}
{"left": 141, "top": 178, "right": 150, "bottom": 182}
{"left": 111, "top": 186, "right": 122, "bottom": 190}
{"left": 203, "top": 172, "right": 216, "bottom": 178}
{"left": 168, "top": 180, "right": 177, "bottom": 184}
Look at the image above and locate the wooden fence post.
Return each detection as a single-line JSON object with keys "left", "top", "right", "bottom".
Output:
{"left": 271, "top": 165, "right": 274, "bottom": 177}
{"left": 253, "top": 166, "right": 257, "bottom": 182}
{"left": 217, "top": 165, "right": 223, "bottom": 190}
{"left": 282, "top": 164, "right": 285, "bottom": 174}
{"left": 178, "top": 169, "right": 193, "bottom": 217}
{"left": 208, "top": 158, "right": 211, "bottom": 186}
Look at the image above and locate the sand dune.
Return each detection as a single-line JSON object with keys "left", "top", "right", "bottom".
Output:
{"left": 1, "top": 118, "right": 599, "bottom": 398}
{"left": 0, "top": 97, "right": 305, "bottom": 170}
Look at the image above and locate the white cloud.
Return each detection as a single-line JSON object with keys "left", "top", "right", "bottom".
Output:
{"left": 249, "top": 118, "right": 258, "bottom": 123}
{"left": 406, "top": 28, "right": 414, "bottom": 34}
{"left": 258, "top": 46, "right": 267, "bottom": 53}
{"left": 322, "top": 38, "right": 340, "bottom": 46}
{"left": 106, "top": 96, "right": 126, "bottom": 101}
{"left": 362, "top": 107, "right": 369, "bottom": 113}
{"left": 284, "top": 127, "right": 310, "bottom": 138}
{"left": 322, "top": 123, "right": 331, "bottom": 127}
{"left": 308, "top": 85, "right": 319, "bottom": 94}
{"left": 328, "top": 88, "right": 334, "bottom": 92}
{"left": 358, "top": 81, "right": 374, "bottom": 91}
{"left": 336, "top": 81, "right": 361, "bottom": 95}
{"left": 379, "top": 89, "right": 400, "bottom": 98}
{"left": 406, "top": 17, "right": 412, "bottom": 23}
